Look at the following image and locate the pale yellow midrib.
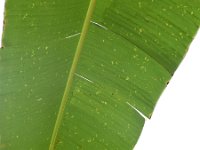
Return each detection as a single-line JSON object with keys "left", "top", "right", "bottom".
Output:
{"left": 48, "top": 0, "right": 96, "bottom": 149}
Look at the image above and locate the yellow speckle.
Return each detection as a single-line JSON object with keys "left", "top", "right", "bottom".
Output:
{"left": 125, "top": 76, "right": 130, "bottom": 81}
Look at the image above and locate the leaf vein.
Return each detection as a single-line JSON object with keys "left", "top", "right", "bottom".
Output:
{"left": 48, "top": 0, "right": 96, "bottom": 149}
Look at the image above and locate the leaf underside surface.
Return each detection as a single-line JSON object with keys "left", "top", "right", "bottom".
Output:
{"left": 0, "top": 0, "right": 199, "bottom": 150}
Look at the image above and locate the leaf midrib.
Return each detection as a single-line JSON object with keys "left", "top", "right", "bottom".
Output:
{"left": 48, "top": 0, "right": 96, "bottom": 149}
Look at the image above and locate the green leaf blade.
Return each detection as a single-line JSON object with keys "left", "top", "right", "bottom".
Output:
{"left": 0, "top": 0, "right": 200, "bottom": 150}
{"left": 0, "top": 0, "right": 90, "bottom": 149}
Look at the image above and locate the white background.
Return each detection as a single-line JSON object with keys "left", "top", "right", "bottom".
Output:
{"left": 0, "top": 1, "right": 200, "bottom": 150}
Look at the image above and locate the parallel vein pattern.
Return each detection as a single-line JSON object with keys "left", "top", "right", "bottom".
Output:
{"left": 0, "top": 0, "right": 199, "bottom": 150}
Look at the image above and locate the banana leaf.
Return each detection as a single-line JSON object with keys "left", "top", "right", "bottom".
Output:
{"left": 0, "top": 0, "right": 199, "bottom": 149}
